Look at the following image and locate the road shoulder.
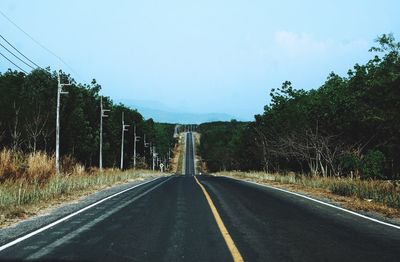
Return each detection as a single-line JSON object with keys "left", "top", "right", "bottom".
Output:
{"left": 0, "top": 174, "right": 165, "bottom": 246}
{"left": 216, "top": 174, "right": 400, "bottom": 228}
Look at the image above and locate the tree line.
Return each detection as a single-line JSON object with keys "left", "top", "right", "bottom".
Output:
{"left": 0, "top": 68, "right": 176, "bottom": 169}
{"left": 199, "top": 34, "right": 400, "bottom": 179}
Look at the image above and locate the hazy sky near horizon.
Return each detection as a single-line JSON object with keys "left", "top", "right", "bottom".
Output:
{"left": 1, "top": 0, "right": 399, "bottom": 120}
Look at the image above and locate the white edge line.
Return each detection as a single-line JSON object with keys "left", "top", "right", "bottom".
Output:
{"left": 221, "top": 175, "right": 400, "bottom": 230}
{"left": 0, "top": 176, "right": 163, "bottom": 252}
{"left": 182, "top": 133, "right": 186, "bottom": 175}
{"left": 192, "top": 133, "right": 197, "bottom": 175}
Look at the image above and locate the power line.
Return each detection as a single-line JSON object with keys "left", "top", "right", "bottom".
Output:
{"left": 0, "top": 9, "right": 83, "bottom": 80}
{"left": 0, "top": 34, "right": 41, "bottom": 68}
{"left": 0, "top": 41, "right": 36, "bottom": 70}
{"left": 0, "top": 50, "right": 28, "bottom": 74}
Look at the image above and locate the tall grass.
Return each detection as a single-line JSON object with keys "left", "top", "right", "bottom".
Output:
{"left": 0, "top": 149, "right": 159, "bottom": 225}
{"left": 0, "top": 149, "right": 55, "bottom": 182}
{"left": 0, "top": 169, "right": 155, "bottom": 207}
{"left": 176, "top": 133, "right": 185, "bottom": 174}
{"left": 217, "top": 171, "right": 400, "bottom": 209}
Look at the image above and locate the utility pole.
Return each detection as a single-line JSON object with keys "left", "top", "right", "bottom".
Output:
{"left": 167, "top": 146, "right": 172, "bottom": 170}
{"left": 152, "top": 146, "right": 156, "bottom": 171}
{"left": 99, "top": 96, "right": 109, "bottom": 171}
{"left": 133, "top": 124, "right": 140, "bottom": 169}
{"left": 56, "top": 71, "right": 71, "bottom": 175}
{"left": 120, "top": 112, "right": 130, "bottom": 169}
{"left": 149, "top": 141, "right": 152, "bottom": 168}
{"left": 143, "top": 134, "right": 149, "bottom": 166}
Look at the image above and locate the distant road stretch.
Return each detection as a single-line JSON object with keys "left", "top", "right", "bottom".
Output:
{"left": 0, "top": 132, "right": 399, "bottom": 261}
{"left": 184, "top": 131, "right": 195, "bottom": 175}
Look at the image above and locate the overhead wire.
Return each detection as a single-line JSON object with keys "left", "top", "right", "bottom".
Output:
{"left": 0, "top": 9, "right": 83, "bottom": 80}
{"left": 0, "top": 50, "right": 28, "bottom": 74}
{"left": 0, "top": 41, "right": 36, "bottom": 70}
{"left": 0, "top": 34, "right": 41, "bottom": 68}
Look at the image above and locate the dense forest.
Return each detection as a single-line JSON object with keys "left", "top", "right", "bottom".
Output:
{"left": 0, "top": 69, "right": 176, "bottom": 169}
{"left": 199, "top": 34, "right": 400, "bottom": 179}
{"left": 198, "top": 121, "right": 248, "bottom": 172}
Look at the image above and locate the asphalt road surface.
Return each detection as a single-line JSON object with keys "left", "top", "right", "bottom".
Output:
{"left": 184, "top": 132, "right": 195, "bottom": 175}
{"left": 0, "top": 132, "right": 399, "bottom": 261}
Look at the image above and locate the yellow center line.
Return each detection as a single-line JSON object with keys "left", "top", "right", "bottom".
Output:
{"left": 194, "top": 176, "right": 244, "bottom": 262}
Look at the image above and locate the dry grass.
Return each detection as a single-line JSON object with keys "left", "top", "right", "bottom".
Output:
{"left": 0, "top": 149, "right": 55, "bottom": 182}
{"left": 175, "top": 133, "right": 185, "bottom": 174}
{"left": 169, "top": 134, "right": 183, "bottom": 174}
{"left": 0, "top": 149, "right": 163, "bottom": 227}
{"left": 26, "top": 151, "right": 55, "bottom": 182}
{"left": 193, "top": 132, "right": 207, "bottom": 174}
{"left": 0, "top": 149, "right": 21, "bottom": 181}
{"left": 216, "top": 171, "right": 400, "bottom": 218}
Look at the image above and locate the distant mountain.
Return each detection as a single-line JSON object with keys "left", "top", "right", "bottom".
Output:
{"left": 135, "top": 107, "right": 237, "bottom": 124}
{"left": 118, "top": 99, "right": 238, "bottom": 124}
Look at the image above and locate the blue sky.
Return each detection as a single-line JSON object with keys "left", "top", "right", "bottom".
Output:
{"left": 1, "top": 0, "right": 399, "bottom": 120}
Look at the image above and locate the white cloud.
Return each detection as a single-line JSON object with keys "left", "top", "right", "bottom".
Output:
{"left": 253, "top": 30, "right": 372, "bottom": 95}
{"left": 274, "top": 31, "right": 328, "bottom": 56}
{"left": 259, "top": 31, "right": 369, "bottom": 60}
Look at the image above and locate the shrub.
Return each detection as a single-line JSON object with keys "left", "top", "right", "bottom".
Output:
{"left": 339, "top": 152, "right": 360, "bottom": 176}
{"left": 61, "top": 155, "right": 79, "bottom": 174}
{"left": 361, "top": 150, "right": 386, "bottom": 179}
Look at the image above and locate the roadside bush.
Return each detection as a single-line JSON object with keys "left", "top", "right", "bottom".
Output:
{"left": 61, "top": 155, "right": 79, "bottom": 174}
{"left": 338, "top": 152, "right": 360, "bottom": 177}
{"left": 361, "top": 150, "right": 386, "bottom": 179}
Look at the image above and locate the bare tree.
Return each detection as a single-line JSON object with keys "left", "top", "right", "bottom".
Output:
{"left": 42, "top": 127, "right": 54, "bottom": 152}
{"left": 25, "top": 106, "right": 49, "bottom": 152}
{"left": 9, "top": 101, "right": 22, "bottom": 151}
{"left": 253, "top": 125, "right": 270, "bottom": 172}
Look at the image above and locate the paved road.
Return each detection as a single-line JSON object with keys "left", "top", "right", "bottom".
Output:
{"left": 184, "top": 132, "right": 195, "bottom": 175}
{"left": 0, "top": 132, "right": 399, "bottom": 261}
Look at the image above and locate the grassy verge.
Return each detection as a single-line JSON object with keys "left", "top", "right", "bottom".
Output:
{"left": 193, "top": 132, "right": 206, "bottom": 174}
{"left": 176, "top": 133, "right": 185, "bottom": 174}
{"left": 0, "top": 149, "right": 163, "bottom": 227}
{"left": 215, "top": 171, "right": 400, "bottom": 219}
{"left": 0, "top": 169, "right": 162, "bottom": 228}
